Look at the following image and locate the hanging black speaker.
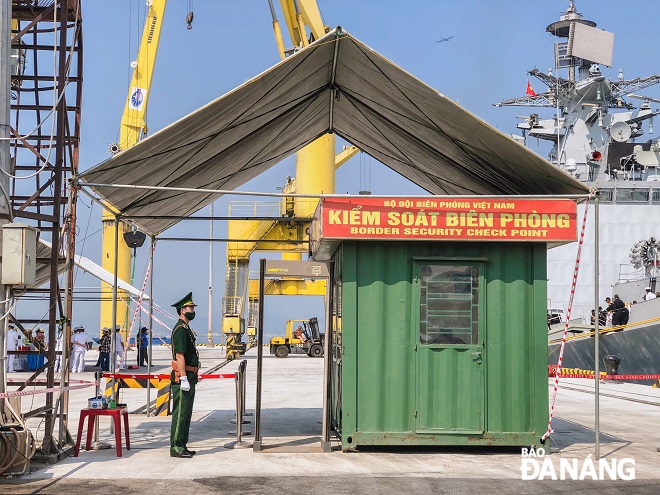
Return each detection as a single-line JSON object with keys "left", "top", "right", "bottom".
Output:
{"left": 123, "top": 230, "right": 146, "bottom": 249}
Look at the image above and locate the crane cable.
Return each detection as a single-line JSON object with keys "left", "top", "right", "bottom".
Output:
{"left": 118, "top": 0, "right": 148, "bottom": 150}
{"left": 542, "top": 198, "right": 591, "bottom": 444}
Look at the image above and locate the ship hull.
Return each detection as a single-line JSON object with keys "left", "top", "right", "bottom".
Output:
{"left": 547, "top": 202, "right": 657, "bottom": 322}
{"left": 548, "top": 321, "right": 660, "bottom": 385}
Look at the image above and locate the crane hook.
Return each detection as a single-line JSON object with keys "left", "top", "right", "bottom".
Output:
{"left": 186, "top": 11, "right": 194, "bottom": 30}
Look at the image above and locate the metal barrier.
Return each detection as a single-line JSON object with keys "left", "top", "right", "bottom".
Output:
{"left": 231, "top": 360, "right": 252, "bottom": 425}
{"left": 225, "top": 360, "right": 252, "bottom": 449}
{"left": 241, "top": 360, "right": 253, "bottom": 418}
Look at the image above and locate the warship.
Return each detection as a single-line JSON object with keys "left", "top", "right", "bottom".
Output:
{"left": 495, "top": 1, "right": 660, "bottom": 380}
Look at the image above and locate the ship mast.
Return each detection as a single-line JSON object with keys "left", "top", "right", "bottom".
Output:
{"left": 546, "top": 0, "right": 597, "bottom": 82}
{"left": 494, "top": 1, "right": 660, "bottom": 180}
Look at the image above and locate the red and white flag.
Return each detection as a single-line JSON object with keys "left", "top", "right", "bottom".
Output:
{"left": 526, "top": 79, "right": 537, "bottom": 97}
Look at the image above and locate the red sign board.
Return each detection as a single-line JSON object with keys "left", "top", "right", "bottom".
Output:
{"left": 317, "top": 197, "right": 577, "bottom": 242}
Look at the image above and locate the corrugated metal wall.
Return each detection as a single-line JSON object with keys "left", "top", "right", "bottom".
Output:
{"left": 335, "top": 241, "right": 548, "bottom": 448}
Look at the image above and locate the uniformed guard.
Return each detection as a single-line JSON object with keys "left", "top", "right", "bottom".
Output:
{"left": 170, "top": 292, "right": 199, "bottom": 458}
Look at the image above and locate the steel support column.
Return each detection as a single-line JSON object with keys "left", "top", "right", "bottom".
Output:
{"left": 42, "top": 0, "right": 70, "bottom": 453}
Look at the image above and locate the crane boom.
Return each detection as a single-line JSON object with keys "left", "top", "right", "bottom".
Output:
{"left": 288, "top": 0, "right": 327, "bottom": 41}
{"left": 115, "top": 0, "right": 167, "bottom": 153}
{"left": 222, "top": 1, "right": 359, "bottom": 358}
{"left": 271, "top": 0, "right": 328, "bottom": 58}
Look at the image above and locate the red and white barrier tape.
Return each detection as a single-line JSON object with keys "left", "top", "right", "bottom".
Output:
{"left": 132, "top": 305, "right": 173, "bottom": 347}
{"left": 102, "top": 373, "right": 235, "bottom": 380}
{"left": 126, "top": 251, "right": 153, "bottom": 346}
{"left": 152, "top": 303, "right": 177, "bottom": 321}
{"left": 137, "top": 311, "right": 172, "bottom": 344}
{"left": 0, "top": 380, "right": 97, "bottom": 399}
{"left": 115, "top": 252, "right": 155, "bottom": 366}
{"left": 6, "top": 378, "right": 93, "bottom": 384}
{"left": 556, "top": 373, "right": 660, "bottom": 380}
{"left": 542, "top": 199, "right": 590, "bottom": 443}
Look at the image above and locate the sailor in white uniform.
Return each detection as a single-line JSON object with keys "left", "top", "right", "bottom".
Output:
{"left": 6, "top": 324, "right": 18, "bottom": 372}
{"left": 70, "top": 325, "right": 88, "bottom": 373}
{"left": 54, "top": 330, "right": 64, "bottom": 373}
{"left": 115, "top": 326, "right": 126, "bottom": 370}
{"left": 643, "top": 287, "right": 657, "bottom": 301}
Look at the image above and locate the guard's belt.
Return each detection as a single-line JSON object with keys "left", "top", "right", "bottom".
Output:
{"left": 171, "top": 361, "right": 199, "bottom": 382}
{"left": 171, "top": 362, "right": 199, "bottom": 374}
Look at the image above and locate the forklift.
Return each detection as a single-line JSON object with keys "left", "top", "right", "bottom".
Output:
{"left": 270, "top": 317, "right": 324, "bottom": 358}
{"left": 225, "top": 335, "right": 246, "bottom": 361}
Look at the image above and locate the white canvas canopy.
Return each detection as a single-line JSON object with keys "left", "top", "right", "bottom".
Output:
{"left": 79, "top": 28, "right": 588, "bottom": 235}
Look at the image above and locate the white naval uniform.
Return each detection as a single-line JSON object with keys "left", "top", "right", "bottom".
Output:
{"left": 70, "top": 331, "right": 88, "bottom": 372}
{"left": 6, "top": 328, "right": 18, "bottom": 372}
{"left": 115, "top": 332, "right": 125, "bottom": 370}
{"left": 54, "top": 332, "right": 63, "bottom": 372}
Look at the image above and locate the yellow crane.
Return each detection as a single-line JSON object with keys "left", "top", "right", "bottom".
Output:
{"left": 97, "top": 1, "right": 355, "bottom": 354}
{"left": 222, "top": 1, "right": 359, "bottom": 358}
{"left": 100, "top": 0, "right": 168, "bottom": 337}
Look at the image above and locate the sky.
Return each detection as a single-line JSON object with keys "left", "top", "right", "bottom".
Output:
{"left": 14, "top": 0, "right": 660, "bottom": 341}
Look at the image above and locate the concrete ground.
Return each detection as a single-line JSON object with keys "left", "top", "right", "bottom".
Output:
{"left": 2, "top": 346, "right": 659, "bottom": 493}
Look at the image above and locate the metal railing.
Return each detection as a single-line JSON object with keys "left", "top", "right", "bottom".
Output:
{"left": 224, "top": 360, "right": 252, "bottom": 449}
{"left": 227, "top": 201, "right": 282, "bottom": 218}
{"left": 222, "top": 296, "right": 243, "bottom": 317}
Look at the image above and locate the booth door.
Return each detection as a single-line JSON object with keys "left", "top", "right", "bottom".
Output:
{"left": 414, "top": 262, "right": 485, "bottom": 434}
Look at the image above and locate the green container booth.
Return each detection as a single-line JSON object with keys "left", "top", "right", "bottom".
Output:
{"left": 311, "top": 197, "right": 578, "bottom": 450}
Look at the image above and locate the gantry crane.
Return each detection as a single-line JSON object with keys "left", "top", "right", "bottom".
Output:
{"left": 95, "top": 1, "right": 356, "bottom": 357}
{"left": 221, "top": 0, "right": 359, "bottom": 359}
{"left": 99, "top": 1, "right": 167, "bottom": 339}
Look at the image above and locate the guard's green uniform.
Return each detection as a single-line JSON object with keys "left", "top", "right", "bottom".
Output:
{"left": 170, "top": 317, "right": 200, "bottom": 456}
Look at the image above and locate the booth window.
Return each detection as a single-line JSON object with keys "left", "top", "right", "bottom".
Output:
{"left": 419, "top": 264, "right": 479, "bottom": 345}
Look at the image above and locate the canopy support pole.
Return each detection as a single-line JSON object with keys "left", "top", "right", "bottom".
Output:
{"left": 321, "top": 261, "right": 334, "bottom": 452}
{"left": 594, "top": 195, "right": 600, "bottom": 458}
{"left": 253, "top": 258, "right": 266, "bottom": 451}
{"left": 207, "top": 203, "right": 214, "bottom": 346}
{"left": 110, "top": 215, "right": 119, "bottom": 399}
{"left": 146, "top": 235, "right": 155, "bottom": 416}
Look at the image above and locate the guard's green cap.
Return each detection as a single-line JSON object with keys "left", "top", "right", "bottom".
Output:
{"left": 172, "top": 292, "right": 197, "bottom": 311}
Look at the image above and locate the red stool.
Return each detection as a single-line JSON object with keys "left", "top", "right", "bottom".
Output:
{"left": 74, "top": 406, "right": 131, "bottom": 457}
